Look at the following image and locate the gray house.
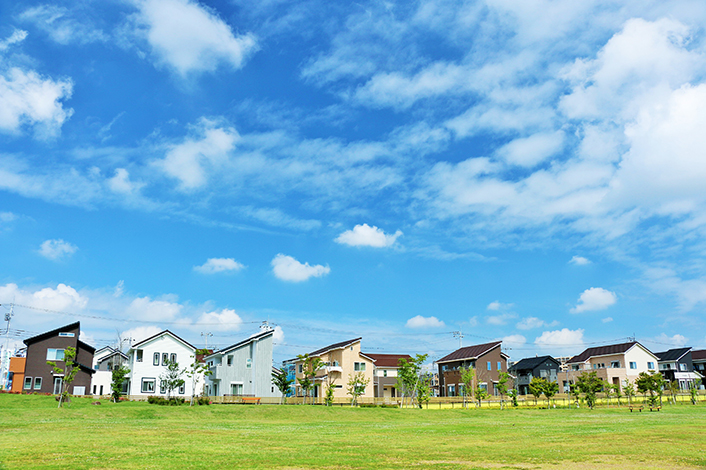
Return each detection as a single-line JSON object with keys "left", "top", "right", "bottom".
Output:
{"left": 654, "top": 347, "right": 702, "bottom": 390}
{"left": 204, "top": 328, "right": 276, "bottom": 397}
{"left": 508, "top": 355, "right": 560, "bottom": 396}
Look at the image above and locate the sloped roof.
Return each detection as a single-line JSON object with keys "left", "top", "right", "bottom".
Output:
{"left": 207, "top": 329, "right": 273, "bottom": 357}
{"left": 568, "top": 342, "right": 649, "bottom": 363}
{"left": 654, "top": 347, "right": 691, "bottom": 362}
{"left": 692, "top": 350, "right": 706, "bottom": 361}
{"left": 436, "top": 341, "right": 502, "bottom": 364}
{"left": 23, "top": 322, "right": 80, "bottom": 345}
{"left": 364, "top": 353, "right": 412, "bottom": 368}
{"left": 130, "top": 330, "right": 195, "bottom": 351}
{"left": 508, "top": 355, "right": 559, "bottom": 372}
{"left": 309, "top": 337, "right": 362, "bottom": 357}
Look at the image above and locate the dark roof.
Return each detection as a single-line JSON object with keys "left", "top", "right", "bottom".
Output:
{"left": 364, "top": 353, "right": 413, "bottom": 368}
{"left": 131, "top": 330, "right": 195, "bottom": 350}
{"left": 23, "top": 322, "right": 80, "bottom": 346}
{"left": 436, "top": 341, "right": 502, "bottom": 364}
{"left": 569, "top": 342, "right": 648, "bottom": 363}
{"left": 209, "top": 329, "right": 273, "bottom": 357}
{"left": 654, "top": 347, "right": 691, "bottom": 362}
{"left": 692, "top": 350, "right": 706, "bottom": 361}
{"left": 309, "top": 337, "right": 362, "bottom": 357}
{"left": 508, "top": 355, "right": 559, "bottom": 372}
{"left": 78, "top": 340, "right": 96, "bottom": 354}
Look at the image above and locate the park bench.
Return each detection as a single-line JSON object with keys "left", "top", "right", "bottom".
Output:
{"left": 649, "top": 405, "right": 661, "bottom": 412}
{"left": 628, "top": 405, "right": 643, "bottom": 412}
{"left": 241, "top": 397, "right": 261, "bottom": 405}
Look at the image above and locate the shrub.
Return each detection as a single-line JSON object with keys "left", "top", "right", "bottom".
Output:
{"left": 358, "top": 403, "right": 377, "bottom": 408}
{"left": 147, "top": 396, "right": 185, "bottom": 406}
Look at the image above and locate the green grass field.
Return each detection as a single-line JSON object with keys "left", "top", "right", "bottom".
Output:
{"left": 1, "top": 394, "right": 704, "bottom": 469}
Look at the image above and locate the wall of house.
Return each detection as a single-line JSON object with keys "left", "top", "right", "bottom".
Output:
{"left": 9, "top": 357, "right": 25, "bottom": 392}
{"left": 205, "top": 334, "right": 276, "bottom": 398}
{"left": 128, "top": 335, "right": 199, "bottom": 398}
{"left": 295, "top": 342, "right": 374, "bottom": 399}
{"left": 439, "top": 347, "right": 507, "bottom": 397}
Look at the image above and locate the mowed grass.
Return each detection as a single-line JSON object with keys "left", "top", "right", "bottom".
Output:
{"left": 1, "top": 394, "right": 705, "bottom": 470}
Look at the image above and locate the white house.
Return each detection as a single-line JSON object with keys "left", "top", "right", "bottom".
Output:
{"left": 127, "top": 330, "right": 203, "bottom": 398}
{"left": 91, "top": 346, "right": 128, "bottom": 396}
{"left": 204, "top": 328, "right": 276, "bottom": 397}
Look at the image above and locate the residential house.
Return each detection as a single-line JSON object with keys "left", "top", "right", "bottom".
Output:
{"left": 691, "top": 350, "right": 706, "bottom": 388}
{"left": 91, "top": 346, "right": 128, "bottom": 396}
{"left": 126, "top": 330, "right": 200, "bottom": 398}
{"left": 204, "top": 328, "right": 276, "bottom": 397}
{"left": 293, "top": 338, "right": 375, "bottom": 400}
{"left": 363, "top": 353, "right": 412, "bottom": 398}
{"left": 508, "top": 355, "right": 561, "bottom": 395}
{"left": 566, "top": 341, "right": 659, "bottom": 392}
{"left": 22, "top": 322, "right": 95, "bottom": 395}
{"left": 655, "top": 348, "right": 702, "bottom": 390}
{"left": 435, "top": 341, "right": 509, "bottom": 397}
{"left": 281, "top": 359, "right": 297, "bottom": 397}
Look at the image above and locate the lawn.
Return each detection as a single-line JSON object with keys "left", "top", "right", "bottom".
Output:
{"left": 0, "top": 394, "right": 704, "bottom": 470}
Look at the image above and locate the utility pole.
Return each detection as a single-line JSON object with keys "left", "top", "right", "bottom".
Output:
{"left": 201, "top": 332, "right": 213, "bottom": 349}
{"left": 2, "top": 304, "right": 14, "bottom": 390}
{"left": 452, "top": 330, "right": 464, "bottom": 349}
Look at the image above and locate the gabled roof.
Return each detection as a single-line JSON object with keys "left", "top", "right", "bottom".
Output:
{"left": 654, "top": 347, "right": 691, "bottom": 362}
{"left": 23, "top": 322, "right": 80, "bottom": 346}
{"left": 568, "top": 342, "right": 653, "bottom": 363}
{"left": 692, "top": 350, "right": 706, "bottom": 361}
{"left": 509, "top": 355, "right": 559, "bottom": 372}
{"left": 436, "top": 341, "right": 503, "bottom": 364}
{"left": 96, "top": 349, "right": 128, "bottom": 361}
{"left": 130, "top": 330, "right": 195, "bottom": 351}
{"left": 308, "top": 337, "right": 362, "bottom": 357}
{"left": 364, "top": 353, "right": 413, "bottom": 368}
{"left": 207, "top": 329, "right": 273, "bottom": 358}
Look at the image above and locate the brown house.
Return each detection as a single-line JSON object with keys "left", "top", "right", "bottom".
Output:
{"left": 435, "top": 341, "right": 508, "bottom": 397}
{"left": 22, "top": 322, "right": 95, "bottom": 395}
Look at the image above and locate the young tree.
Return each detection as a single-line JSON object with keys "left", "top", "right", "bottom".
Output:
{"left": 668, "top": 379, "right": 680, "bottom": 405}
{"left": 570, "top": 383, "right": 581, "bottom": 407}
{"left": 459, "top": 366, "right": 475, "bottom": 409}
{"left": 416, "top": 374, "right": 432, "bottom": 408}
{"left": 474, "top": 384, "right": 488, "bottom": 408}
{"left": 324, "top": 380, "right": 336, "bottom": 406}
{"left": 47, "top": 346, "right": 82, "bottom": 408}
{"left": 623, "top": 379, "right": 636, "bottom": 406}
{"left": 397, "top": 354, "right": 428, "bottom": 408}
{"left": 543, "top": 380, "right": 559, "bottom": 408}
{"left": 575, "top": 371, "right": 605, "bottom": 410}
{"left": 508, "top": 388, "right": 519, "bottom": 407}
{"left": 110, "top": 364, "right": 130, "bottom": 403}
{"left": 689, "top": 379, "right": 702, "bottom": 405}
{"left": 528, "top": 377, "right": 545, "bottom": 406}
{"left": 272, "top": 368, "right": 295, "bottom": 405}
{"left": 160, "top": 360, "right": 185, "bottom": 401}
{"left": 636, "top": 371, "right": 665, "bottom": 408}
{"left": 296, "top": 354, "right": 324, "bottom": 405}
{"left": 347, "top": 372, "right": 370, "bottom": 406}
{"left": 186, "top": 349, "right": 212, "bottom": 406}
{"left": 612, "top": 383, "right": 622, "bottom": 406}
{"left": 654, "top": 373, "right": 667, "bottom": 407}
{"left": 496, "top": 372, "right": 510, "bottom": 410}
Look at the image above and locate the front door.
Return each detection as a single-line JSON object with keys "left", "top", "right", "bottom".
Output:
{"left": 53, "top": 377, "right": 63, "bottom": 394}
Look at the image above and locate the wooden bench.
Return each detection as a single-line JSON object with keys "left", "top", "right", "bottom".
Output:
{"left": 241, "top": 397, "right": 261, "bottom": 405}
{"left": 628, "top": 405, "right": 644, "bottom": 412}
{"left": 649, "top": 405, "right": 661, "bottom": 412}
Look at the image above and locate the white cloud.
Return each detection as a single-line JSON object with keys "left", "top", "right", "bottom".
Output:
{"left": 495, "top": 131, "right": 565, "bottom": 167}
{"left": 131, "top": 0, "right": 257, "bottom": 77}
{"left": 0, "top": 29, "right": 27, "bottom": 51}
{"left": 38, "top": 239, "right": 78, "bottom": 260}
{"left": 121, "top": 326, "right": 163, "bottom": 346}
{"left": 272, "top": 325, "right": 284, "bottom": 343}
{"left": 0, "top": 282, "right": 87, "bottom": 312}
{"left": 155, "top": 119, "right": 238, "bottom": 190}
{"left": 19, "top": 5, "right": 107, "bottom": 45}
{"left": 194, "top": 258, "right": 245, "bottom": 274}
{"left": 602, "top": 317, "right": 613, "bottom": 323}
{"left": 535, "top": 328, "right": 585, "bottom": 349}
{"left": 516, "top": 317, "right": 546, "bottom": 330}
{"left": 405, "top": 315, "right": 445, "bottom": 329}
{"left": 653, "top": 333, "right": 689, "bottom": 348}
{"left": 487, "top": 301, "right": 513, "bottom": 311}
{"left": 271, "top": 254, "right": 330, "bottom": 282}
{"left": 571, "top": 287, "right": 617, "bottom": 313}
{"left": 0, "top": 66, "right": 74, "bottom": 139}
{"left": 502, "top": 334, "right": 526, "bottom": 346}
{"left": 125, "top": 296, "right": 182, "bottom": 321}
{"left": 335, "top": 223, "right": 402, "bottom": 248}
{"left": 486, "top": 312, "right": 517, "bottom": 326}
{"left": 108, "top": 169, "right": 144, "bottom": 195}
{"left": 198, "top": 308, "right": 242, "bottom": 331}
{"left": 570, "top": 256, "right": 591, "bottom": 266}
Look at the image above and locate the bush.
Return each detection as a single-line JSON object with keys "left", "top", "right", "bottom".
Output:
{"left": 147, "top": 396, "right": 185, "bottom": 406}
{"left": 358, "top": 403, "right": 377, "bottom": 408}
{"left": 196, "top": 397, "right": 210, "bottom": 406}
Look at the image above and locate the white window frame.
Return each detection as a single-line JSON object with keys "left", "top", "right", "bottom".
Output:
{"left": 629, "top": 362, "right": 637, "bottom": 369}
{"left": 47, "top": 349, "right": 65, "bottom": 361}
{"left": 24, "top": 376, "right": 33, "bottom": 390}
{"left": 354, "top": 362, "right": 366, "bottom": 372}
{"left": 170, "top": 353, "right": 177, "bottom": 364}
{"left": 142, "top": 378, "right": 156, "bottom": 393}
{"left": 33, "top": 377, "right": 42, "bottom": 390}
{"left": 153, "top": 353, "right": 160, "bottom": 366}
{"left": 647, "top": 362, "right": 655, "bottom": 370}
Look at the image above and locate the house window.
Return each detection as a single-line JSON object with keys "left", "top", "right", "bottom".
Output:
{"left": 487, "top": 361, "right": 491, "bottom": 371}
{"left": 679, "top": 363, "right": 687, "bottom": 371}
{"left": 647, "top": 362, "right": 655, "bottom": 370}
{"left": 136, "top": 350, "right": 143, "bottom": 362}
{"left": 298, "top": 364, "right": 303, "bottom": 373}
{"left": 227, "top": 355, "right": 233, "bottom": 366}
{"left": 34, "top": 377, "right": 42, "bottom": 390}
{"left": 611, "top": 361, "right": 620, "bottom": 368}
{"left": 629, "top": 362, "right": 637, "bottom": 369}
{"left": 497, "top": 361, "right": 502, "bottom": 371}
{"left": 354, "top": 362, "right": 366, "bottom": 372}
{"left": 246, "top": 358, "right": 252, "bottom": 369}
{"left": 153, "top": 353, "right": 160, "bottom": 366}
{"left": 24, "top": 377, "right": 33, "bottom": 390}
{"left": 159, "top": 380, "right": 166, "bottom": 394}
{"left": 142, "top": 378, "right": 156, "bottom": 393}
{"left": 179, "top": 384, "right": 185, "bottom": 395}
{"left": 448, "top": 384, "right": 455, "bottom": 397}
{"left": 383, "top": 369, "right": 387, "bottom": 377}
{"left": 170, "top": 353, "right": 177, "bottom": 364}
{"left": 58, "top": 332, "right": 75, "bottom": 337}
{"left": 162, "top": 353, "right": 169, "bottom": 365}
{"left": 46, "top": 349, "right": 65, "bottom": 361}
{"left": 479, "top": 383, "right": 488, "bottom": 392}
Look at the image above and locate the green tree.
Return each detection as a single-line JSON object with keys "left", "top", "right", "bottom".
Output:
{"left": 474, "top": 384, "right": 488, "bottom": 408}
{"left": 324, "top": 380, "right": 336, "bottom": 406}
{"left": 575, "top": 371, "right": 605, "bottom": 410}
{"left": 110, "top": 364, "right": 130, "bottom": 403}
{"left": 272, "top": 368, "right": 295, "bottom": 405}
{"left": 347, "top": 372, "right": 370, "bottom": 406}
{"left": 543, "top": 380, "right": 559, "bottom": 408}
{"left": 528, "top": 377, "right": 545, "bottom": 406}
{"left": 459, "top": 366, "right": 475, "bottom": 409}
{"left": 612, "top": 383, "right": 622, "bottom": 406}
{"left": 416, "top": 374, "right": 432, "bottom": 408}
{"left": 667, "top": 380, "right": 680, "bottom": 405}
{"left": 635, "top": 371, "right": 659, "bottom": 407}
{"left": 497, "top": 372, "right": 510, "bottom": 410}
{"left": 296, "top": 354, "right": 324, "bottom": 405}
{"left": 508, "top": 388, "right": 519, "bottom": 407}
{"left": 186, "top": 349, "right": 212, "bottom": 406}
{"left": 689, "top": 379, "right": 701, "bottom": 405}
{"left": 397, "top": 354, "right": 428, "bottom": 408}
{"left": 47, "top": 346, "right": 81, "bottom": 408}
{"left": 570, "top": 383, "right": 581, "bottom": 407}
{"left": 623, "top": 379, "right": 636, "bottom": 406}
{"left": 160, "top": 360, "right": 185, "bottom": 401}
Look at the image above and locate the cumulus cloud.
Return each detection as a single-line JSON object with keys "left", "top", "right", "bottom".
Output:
{"left": 194, "top": 258, "right": 245, "bottom": 274}
{"left": 495, "top": 131, "right": 565, "bottom": 167}
{"left": 535, "top": 328, "right": 585, "bottom": 349}
{"left": 38, "top": 239, "right": 78, "bottom": 260}
{"left": 516, "top": 317, "right": 557, "bottom": 330}
{"left": 0, "top": 282, "right": 88, "bottom": 312}
{"left": 405, "top": 315, "right": 445, "bottom": 329}
{"left": 570, "top": 256, "right": 591, "bottom": 266}
{"left": 653, "top": 333, "right": 689, "bottom": 348}
{"left": 272, "top": 325, "right": 284, "bottom": 343}
{"left": 335, "top": 223, "right": 402, "bottom": 247}
{"left": 125, "top": 296, "right": 182, "bottom": 321}
{"left": 121, "top": 326, "right": 163, "bottom": 346}
{"left": 487, "top": 301, "right": 513, "bottom": 311}
{"left": 571, "top": 287, "right": 617, "bottom": 313}
{"left": 198, "top": 308, "right": 242, "bottom": 331}
{"left": 108, "top": 169, "right": 144, "bottom": 195}
{"left": 486, "top": 312, "right": 517, "bottom": 326}
{"left": 130, "top": 0, "right": 257, "bottom": 77}
{"left": 271, "top": 254, "right": 330, "bottom": 282}
{"left": 502, "top": 334, "right": 527, "bottom": 346}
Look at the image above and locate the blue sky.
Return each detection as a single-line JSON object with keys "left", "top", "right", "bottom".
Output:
{"left": 2, "top": 0, "right": 706, "bottom": 366}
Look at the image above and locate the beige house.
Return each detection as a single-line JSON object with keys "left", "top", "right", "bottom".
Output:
{"left": 565, "top": 341, "right": 659, "bottom": 391}
{"left": 294, "top": 338, "right": 375, "bottom": 400}
{"left": 364, "top": 353, "right": 412, "bottom": 398}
